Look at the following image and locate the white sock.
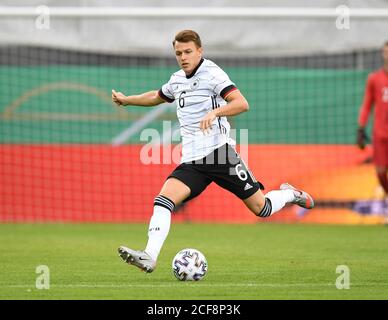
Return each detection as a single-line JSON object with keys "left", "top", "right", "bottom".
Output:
{"left": 145, "top": 196, "right": 174, "bottom": 261}
{"left": 258, "top": 189, "right": 295, "bottom": 217}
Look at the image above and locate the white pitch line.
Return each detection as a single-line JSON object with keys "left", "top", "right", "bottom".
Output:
{"left": 3, "top": 283, "right": 388, "bottom": 289}
{"left": 4, "top": 283, "right": 333, "bottom": 288}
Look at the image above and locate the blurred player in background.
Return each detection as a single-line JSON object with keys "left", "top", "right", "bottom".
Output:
{"left": 357, "top": 41, "right": 388, "bottom": 216}
{"left": 112, "top": 30, "right": 314, "bottom": 273}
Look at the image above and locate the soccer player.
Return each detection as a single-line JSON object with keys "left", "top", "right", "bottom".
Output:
{"left": 112, "top": 30, "right": 314, "bottom": 273}
{"left": 357, "top": 41, "right": 388, "bottom": 215}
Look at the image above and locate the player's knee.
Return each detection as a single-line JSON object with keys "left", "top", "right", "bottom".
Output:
{"left": 246, "top": 195, "right": 266, "bottom": 216}
{"left": 255, "top": 197, "right": 266, "bottom": 214}
{"left": 159, "top": 178, "right": 191, "bottom": 205}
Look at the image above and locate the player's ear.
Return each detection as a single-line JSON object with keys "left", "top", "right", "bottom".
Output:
{"left": 198, "top": 47, "right": 203, "bottom": 55}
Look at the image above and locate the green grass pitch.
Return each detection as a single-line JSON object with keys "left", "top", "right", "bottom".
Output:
{"left": 0, "top": 223, "right": 387, "bottom": 300}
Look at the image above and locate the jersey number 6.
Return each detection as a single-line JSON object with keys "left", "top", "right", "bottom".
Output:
{"left": 178, "top": 91, "right": 186, "bottom": 108}
{"left": 235, "top": 164, "right": 248, "bottom": 181}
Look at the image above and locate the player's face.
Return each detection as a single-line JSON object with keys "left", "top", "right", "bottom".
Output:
{"left": 174, "top": 41, "right": 203, "bottom": 75}
{"left": 383, "top": 45, "right": 388, "bottom": 64}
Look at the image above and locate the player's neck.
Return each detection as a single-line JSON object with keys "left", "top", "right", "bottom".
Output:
{"left": 185, "top": 58, "right": 204, "bottom": 79}
{"left": 383, "top": 64, "right": 388, "bottom": 74}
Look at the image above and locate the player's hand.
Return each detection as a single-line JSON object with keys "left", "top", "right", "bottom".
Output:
{"left": 112, "top": 89, "right": 127, "bottom": 106}
{"left": 200, "top": 111, "right": 216, "bottom": 134}
{"left": 357, "top": 127, "right": 368, "bottom": 149}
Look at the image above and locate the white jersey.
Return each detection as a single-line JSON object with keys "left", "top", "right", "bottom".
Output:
{"left": 158, "top": 58, "right": 238, "bottom": 163}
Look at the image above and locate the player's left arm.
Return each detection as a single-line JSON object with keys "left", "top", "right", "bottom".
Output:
{"left": 200, "top": 90, "right": 249, "bottom": 132}
{"left": 357, "top": 75, "right": 374, "bottom": 149}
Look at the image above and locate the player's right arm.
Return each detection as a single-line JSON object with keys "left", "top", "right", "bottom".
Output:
{"left": 111, "top": 89, "right": 165, "bottom": 107}
{"left": 357, "top": 74, "right": 374, "bottom": 149}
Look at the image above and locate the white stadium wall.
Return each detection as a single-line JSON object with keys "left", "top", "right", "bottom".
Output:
{"left": 0, "top": 0, "right": 387, "bottom": 57}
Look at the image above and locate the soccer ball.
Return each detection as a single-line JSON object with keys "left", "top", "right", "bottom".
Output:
{"left": 172, "top": 248, "right": 208, "bottom": 281}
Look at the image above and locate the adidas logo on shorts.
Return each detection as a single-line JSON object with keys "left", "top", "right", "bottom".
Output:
{"left": 244, "top": 183, "right": 253, "bottom": 191}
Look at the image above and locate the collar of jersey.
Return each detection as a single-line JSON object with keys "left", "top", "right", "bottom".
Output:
{"left": 185, "top": 58, "right": 204, "bottom": 79}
